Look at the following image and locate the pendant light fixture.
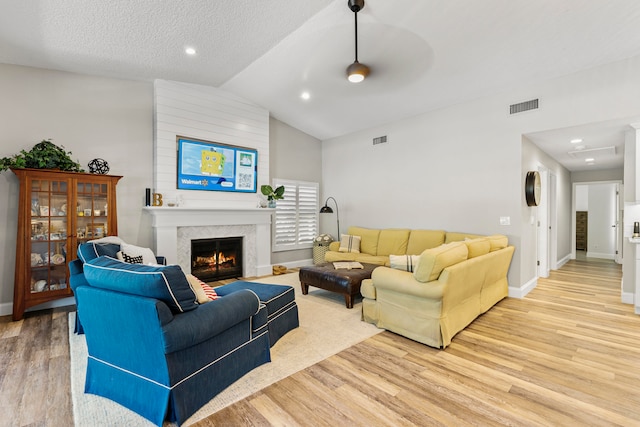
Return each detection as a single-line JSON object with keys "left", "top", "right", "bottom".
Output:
{"left": 346, "top": 0, "right": 369, "bottom": 83}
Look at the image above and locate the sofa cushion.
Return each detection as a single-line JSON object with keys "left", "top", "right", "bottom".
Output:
{"left": 376, "top": 229, "right": 410, "bottom": 256}
{"left": 445, "top": 232, "right": 484, "bottom": 243}
{"left": 353, "top": 254, "right": 388, "bottom": 266}
{"left": 83, "top": 256, "right": 198, "bottom": 313}
{"left": 406, "top": 230, "right": 446, "bottom": 255}
{"left": 325, "top": 250, "right": 358, "bottom": 262}
{"left": 347, "top": 226, "right": 380, "bottom": 255}
{"left": 464, "top": 238, "right": 491, "bottom": 258}
{"left": 414, "top": 242, "right": 469, "bottom": 282}
{"left": 487, "top": 234, "right": 509, "bottom": 251}
{"left": 389, "top": 254, "right": 421, "bottom": 272}
{"left": 77, "top": 242, "right": 121, "bottom": 263}
{"left": 339, "top": 234, "right": 361, "bottom": 253}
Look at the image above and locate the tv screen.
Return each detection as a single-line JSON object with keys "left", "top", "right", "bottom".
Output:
{"left": 176, "top": 136, "right": 258, "bottom": 193}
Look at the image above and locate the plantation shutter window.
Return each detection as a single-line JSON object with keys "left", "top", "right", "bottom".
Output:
{"left": 272, "top": 179, "right": 319, "bottom": 252}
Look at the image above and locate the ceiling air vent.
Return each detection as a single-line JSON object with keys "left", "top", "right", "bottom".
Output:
{"left": 567, "top": 146, "right": 616, "bottom": 159}
{"left": 373, "top": 135, "right": 387, "bottom": 145}
{"left": 510, "top": 99, "right": 539, "bottom": 114}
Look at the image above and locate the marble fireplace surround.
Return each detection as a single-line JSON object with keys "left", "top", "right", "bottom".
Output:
{"left": 143, "top": 207, "right": 273, "bottom": 277}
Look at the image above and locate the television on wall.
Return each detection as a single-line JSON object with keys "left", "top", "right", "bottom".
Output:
{"left": 176, "top": 136, "right": 258, "bottom": 193}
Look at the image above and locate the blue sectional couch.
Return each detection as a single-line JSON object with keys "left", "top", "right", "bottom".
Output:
{"left": 69, "top": 242, "right": 272, "bottom": 426}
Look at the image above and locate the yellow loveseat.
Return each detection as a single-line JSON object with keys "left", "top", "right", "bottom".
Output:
{"left": 326, "top": 226, "right": 514, "bottom": 348}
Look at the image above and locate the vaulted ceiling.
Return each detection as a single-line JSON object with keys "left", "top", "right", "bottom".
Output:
{"left": 2, "top": 0, "right": 640, "bottom": 170}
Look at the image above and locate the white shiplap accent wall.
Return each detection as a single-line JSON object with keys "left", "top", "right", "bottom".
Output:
{"left": 153, "top": 79, "right": 269, "bottom": 208}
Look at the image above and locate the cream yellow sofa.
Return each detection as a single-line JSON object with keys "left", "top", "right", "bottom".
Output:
{"left": 326, "top": 226, "right": 514, "bottom": 348}
{"left": 325, "top": 226, "right": 487, "bottom": 265}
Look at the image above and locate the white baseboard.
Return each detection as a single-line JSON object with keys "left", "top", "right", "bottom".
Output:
{"left": 281, "top": 259, "right": 314, "bottom": 269}
{"left": 621, "top": 291, "right": 634, "bottom": 305}
{"left": 257, "top": 264, "right": 274, "bottom": 277}
{"left": 509, "top": 277, "right": 537, "bottom": 299}
{"left": 258, "top": 259, "right": 313, "bottom": 276}
{"left": 0, "top": 302, "right": 13, "bottom": 317}
{"left": 586, "top": 251, "right": 615, "bottom": 260}
{"left": 555, "top": 254, "right": 572, "bottom": 269}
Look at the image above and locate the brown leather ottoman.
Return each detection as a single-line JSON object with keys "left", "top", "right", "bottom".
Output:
{"left": 298, "top": 262, "right": 379, "bottom": 308}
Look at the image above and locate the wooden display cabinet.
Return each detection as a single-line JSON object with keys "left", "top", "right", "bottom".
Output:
{"left": 11, "top": 168, "right": 122, "bottom": 320}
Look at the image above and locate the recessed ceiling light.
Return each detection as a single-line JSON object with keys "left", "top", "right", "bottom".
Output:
{"left": 300, "top": 91, "right": 310, "bottom": 100}
{"left": 185, "top": 47, "right": 196, "bottom": 55}
{"left": 585, "top": 158, "right": 595, "bottom": 162}
{"left": 570, "top": 138, "right": 583, "bottom": 144}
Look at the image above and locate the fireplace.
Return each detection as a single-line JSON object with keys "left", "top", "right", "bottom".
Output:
{"left": 191, "top": 237, "right": 243, "bottom": 281}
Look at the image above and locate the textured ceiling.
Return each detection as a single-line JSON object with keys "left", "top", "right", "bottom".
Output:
{"left": 2, "top": 0, "right": 640, "bottom": 171}
{"left": 0, "top": 0, "right": 332, "bottom": 86}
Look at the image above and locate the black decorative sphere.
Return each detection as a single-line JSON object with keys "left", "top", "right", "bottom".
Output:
{"left": 88, "top": 158, "right": 110, "bottom": 174}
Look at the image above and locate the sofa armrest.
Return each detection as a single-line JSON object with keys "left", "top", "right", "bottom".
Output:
{"left": 161, "top": 289, "right": 261, "bottom": 353}
{"left": 371, "top": 267, "right": 444, "bottom": 299}
{"left": 329, "top": 241, "right": 340, "bottom": 251}
{"left": 76, "top": 286, "right": 176, "bottom": 383}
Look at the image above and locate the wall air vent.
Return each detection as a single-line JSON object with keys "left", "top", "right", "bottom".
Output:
{"left": 510, "top": 99, "right": 539, "bottom": 114}
{"left": 373, "top": 135, "right": 387, "bottom": 145}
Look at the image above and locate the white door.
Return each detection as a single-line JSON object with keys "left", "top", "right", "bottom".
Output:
{"left": 537, "top": 167, "right": 549, "bottom": 278}
{"left": 615, "top": 183, "right": 623, "bottom": 264}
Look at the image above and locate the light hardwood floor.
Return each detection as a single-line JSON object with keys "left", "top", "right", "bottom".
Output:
{"left": 2, "top": 259, "right": 638, "bottom": 426}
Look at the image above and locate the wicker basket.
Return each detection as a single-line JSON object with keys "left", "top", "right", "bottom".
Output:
{"left": 313, "top": 241, "right": 331, "bottom": 265}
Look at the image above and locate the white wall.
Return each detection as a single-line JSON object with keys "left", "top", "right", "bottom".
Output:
{"left": 321, "top": 54, "right": 640, "bottom": 293}
{"left": 153, "top": 80, "right": 269, "bottom": 208}
{"left": 576, "top": 185, "right": 589, "bottom": 211}
{"left": 269, "top": 117, "right": 322, "bottom": 265}
{"left": 573, "top": 168, "right": 624, "bottom": 183}
{"left": 0, "top": 64, "right": 153, "bottom": 315}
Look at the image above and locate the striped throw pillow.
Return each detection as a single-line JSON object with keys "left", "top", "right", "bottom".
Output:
{"left": 338, "top": 234, "right": 361, "bottom": 253}
{"left": 186, "top": 274, "right": 220, "bottom": 303}
{"left": 389, "top": 255, "right": 420, "bottom": 272}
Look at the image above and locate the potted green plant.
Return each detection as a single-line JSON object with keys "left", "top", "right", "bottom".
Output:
{"left": 261, "top": 184, "right": 285, "bottom": 208}
{"left": 0, "top": 139, "right": 84, "bottom": 173}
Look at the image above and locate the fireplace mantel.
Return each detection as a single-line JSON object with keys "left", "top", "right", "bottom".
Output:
{"left": 143, "top": 206, "right": 274, "bottom": 277}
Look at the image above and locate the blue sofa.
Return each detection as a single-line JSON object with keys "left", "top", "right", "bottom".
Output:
{"left": 69, "top": 245, "right": 271, "bottom": 426}
{"left": 71, "top": 239, "right": 167, "bottom": 334}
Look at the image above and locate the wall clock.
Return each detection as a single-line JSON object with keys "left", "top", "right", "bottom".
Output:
{"left": 525, "top": 171, "right": 541, "bottom": 207}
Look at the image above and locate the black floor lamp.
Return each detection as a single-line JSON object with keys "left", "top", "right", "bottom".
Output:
{"left": 320, "top": 196, "right": 340, "bottom": 238}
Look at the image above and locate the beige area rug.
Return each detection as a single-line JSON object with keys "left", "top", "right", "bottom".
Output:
{"left": 69, "top": 272, "right": 382, "bottom": 426}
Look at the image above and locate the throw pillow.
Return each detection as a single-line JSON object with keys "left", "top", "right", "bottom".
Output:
{"left": 201, "top": 282, "right": 219, "bottom": 301}
{"left": 120, "top": 242, "right": 157, "bottom": 265}
{"left": 463, "top": 238, "right": 491, "bottom": 258}
{"left": 186, "top": 274, "right": 220, "bottom": 303}
{"left": 389, "top": 254, "right": 420, "bottom": 272}
{"left": 413, "top": 242, "right": 469, "bottom": 283}
{"left": 84, "top": 256, "right": 198, "bottom": 313}
{"left": 116, "top": 251, "right": 144, "bottom": 264}
{"left": 486, "top": 234, "right": 509, "bottom": 251}
{"left": 77, "top": 242, "right": 121, "bottom": 263}
{"left": 338, "top": 234, "right": 361, "bottom": 253}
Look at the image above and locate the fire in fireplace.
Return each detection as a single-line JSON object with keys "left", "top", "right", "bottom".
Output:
{"left": 191, "top": 237, "right": 243, "bottom": 281}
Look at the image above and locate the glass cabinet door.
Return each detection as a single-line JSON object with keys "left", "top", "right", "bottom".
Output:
{"left": 29, "top": 178, "right": 69, "bottom": 294}
{"left": 76, "top": 180, "right": 109, "bottom": 242}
